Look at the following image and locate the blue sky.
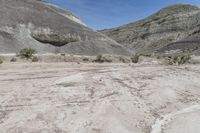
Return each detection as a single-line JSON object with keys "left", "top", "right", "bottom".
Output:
{"left": 47, "top": 0, "right": 200, "bottom": 30}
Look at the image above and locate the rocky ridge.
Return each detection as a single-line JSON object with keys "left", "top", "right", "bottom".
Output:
{"left": 101, "top": 4, "right": 200, "bottom": 55}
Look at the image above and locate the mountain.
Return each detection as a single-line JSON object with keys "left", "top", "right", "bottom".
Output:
{"left": 0, "top": 0, "right": 130, "bottom": 56}
{"left": 101, "top": 4, "right": 200, "bottom": 55}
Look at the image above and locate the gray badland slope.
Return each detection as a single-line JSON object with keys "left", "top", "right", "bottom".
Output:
{"left": 0, "top": 0, "right": 130, "bottom": 55}
{"left": 101, "top": 4, "right": 200, "bottom": 55}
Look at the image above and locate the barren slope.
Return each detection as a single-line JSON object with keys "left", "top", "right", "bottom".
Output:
{"left": 101, "top": 4, "right": 200, "bottom": 55}
{"left": 0, "top": 0, "right": 129, "bottom": 56}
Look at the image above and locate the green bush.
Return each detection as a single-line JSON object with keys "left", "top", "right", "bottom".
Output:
{"left": 176, "top": 54, "right": 191, "bottom": 65}
{"left": 18, "top": 48, "right": 36, "bottom": 59}
{"left": 94, "top": 55, "right": 112, "bottom": 63}
{"left": 131, "top": 54, "right": 140, "bottom": 63}
{"left": 0, "top": 58, "right": 3, "bottom": 64}
{"left": 166, "top": 54, "right": 192, "bottom": 65}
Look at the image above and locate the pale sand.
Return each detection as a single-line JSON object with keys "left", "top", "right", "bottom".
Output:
{"left": 0, "top": 63, "right": 200, "bottom": 133}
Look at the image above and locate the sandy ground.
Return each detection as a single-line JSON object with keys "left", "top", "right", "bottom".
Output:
{"left": 0, "top": 63, "right": 200, "bottom": 133}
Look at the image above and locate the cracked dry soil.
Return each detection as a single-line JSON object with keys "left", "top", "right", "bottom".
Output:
{"left": 0, "top": 63, "right": 200, "bottom": 133}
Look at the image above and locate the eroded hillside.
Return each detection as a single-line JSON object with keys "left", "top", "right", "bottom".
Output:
{"left": 101, "top": 4, "right": 200, "bottom": 55}
{"left": 0, "top": 0, "right": 129, "bottom": 56}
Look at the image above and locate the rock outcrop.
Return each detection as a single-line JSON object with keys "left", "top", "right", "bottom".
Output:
{"left": 0, "top": 0, "right": 130, "bottom": 55}
{"left": 101, "top": 4, "right": 200, "bottom": 55}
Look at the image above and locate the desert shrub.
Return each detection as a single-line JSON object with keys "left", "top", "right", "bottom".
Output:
{"left": 131, "top": 54, "right": 140, "bottom": 63}
{"left": 60, "top": 53, "right": 65, "bottom": 56}
{"left": 94, "top": 55, "right": 112, "bottom": 63}
{"left": 18, "top": 48, "right": 36, "bottom": 59}
{"left": 176, "top": 54, "right": 191, "bottom": 65}
{"left": 0, "top": 58, "right": 3, "bottom": 64}
{"left": 95, "top": 55, "right": 103, "bottom": 63}
{"left": 156, "top": 55, "right": 161, "bottom": 59}
{"left": 140, "top": 53, "right": 152, "bottom": 57}
{"left": 165, "top": 54, "right": 192, "bottom": 65}
{"left": 10, "top": 57, "right": 17, "bottom": 62}
{"left": 119, "top": 57, "right": 126, "bottom": 63}
{"left": 31, "top": 56, "right": 39, "bottom": 62}
{"left": 83, "top": 57, "right": 89, "bottom": 62}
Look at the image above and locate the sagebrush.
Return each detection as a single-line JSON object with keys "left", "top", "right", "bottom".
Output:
{"left": 0, "top": 58, "right": 3, "bottom": 64}
{"left": 18, "top": 48, "right": 36, "bottom": 59}
{"left": 166, "top": 54, "right": 192, "bottom": 65}
{"left": 94, "top": 55, "right": 112, "bottom": 63}
{"left": 131, "top": 54, "right": 140, "bottom": 63}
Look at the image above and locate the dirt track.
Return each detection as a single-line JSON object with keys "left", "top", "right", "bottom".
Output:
{"left": 0, "top": 63, "right": 200, "bottom": 133}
